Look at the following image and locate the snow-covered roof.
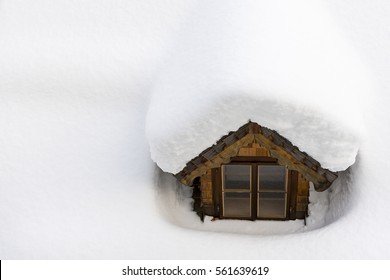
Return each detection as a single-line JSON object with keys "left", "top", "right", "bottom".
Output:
{"left": 175, "top": 122, "right": 338, "bottom": 191}
{"left": 146, "top": 0, "right": 369, "bottom": 176}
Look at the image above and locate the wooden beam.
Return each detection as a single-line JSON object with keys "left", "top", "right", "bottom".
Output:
{"left": 253, "top": 133, "right": 332, "bottom": 191}
{"left": 179, "top": 134, "right": 254, "bottom": 185}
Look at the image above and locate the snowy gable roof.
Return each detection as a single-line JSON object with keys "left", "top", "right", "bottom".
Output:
{"left": 175, "top": 122, "right": 338, "bottom": 191}
{"left": 146, "top": 0, "right": 368, "bottom": 178}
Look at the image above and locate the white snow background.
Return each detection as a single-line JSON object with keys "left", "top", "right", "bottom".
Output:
{"left": 1, "top": 0, "right": 390, "bottom": 259}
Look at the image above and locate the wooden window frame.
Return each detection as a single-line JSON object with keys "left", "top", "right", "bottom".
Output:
{"left": 218, "top": 161, "right": 292, "bottom": 221}
{"left": 257, "top": 165, "right": 288, "bottom": 219}
{"left": 221, "top": 165, "right": 252, "bottom": 219}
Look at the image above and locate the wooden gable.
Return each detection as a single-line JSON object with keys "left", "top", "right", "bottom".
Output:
{"left": 175, "top": 122, "right": 338, "bottom": 192}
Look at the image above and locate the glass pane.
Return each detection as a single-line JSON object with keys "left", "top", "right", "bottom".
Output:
{"left": 258, "top": 193, "right": 286, "bottom": 218}
{"left": 258, "top": 165, "right": 286, "bottom": 191}
{"left": 223, "top": 192, "right": 251, "bottom": 217}
{"left": 223, "top": 165, "right": 251, "bottom": 190}
{"left": 259, "top": 192, "right": 286, "bottom": 200}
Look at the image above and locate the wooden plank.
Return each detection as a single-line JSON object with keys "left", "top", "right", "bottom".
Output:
{"left": 236, "top": 126, "right": 249, "bottom": 138}
{"left": 297, "top": 175, "right": 310, "bottom": 196}
{"left": 303, "top": 157, "right": 316, "bottom": 169}
{"left": 290, "top": 149, "right": 306, "bottom": 161}
{"left": 260, "top": 126, "right": 272, "bottom": 137}
{"left": 185, "top": 162, "right": 197, "bottom": 173}
{"left": 325, "top": 171, "right": 338, "bottom": 182}
{"left": 230, "top": 156, "right": 277, "bottom": 163}
{"left": 296, "top": 204, "right": 308, "bottom": 212}
{"left": 295, "top": 211, "right": 306, "bottom": 219}
{"left": 222, "top": 133, "right": 237, "bottom": 145}
{"left": 289, "top": 170, "right": 298, "bottom": 220}
{"left": 178, "top": 121, "right": 337, "bottom": 193}
{"left": 271, "top": 133, "right": 284, "bottom": 146}
{"left": 253, "top": 133, "right": 332, "bottom": 191}
{"left": 237, "top": 147, "right": 250, "bottom": 156}
{"left": 192, "top": 157, "right": 204, "bottom": 167}
{"left": 237, "top": 143, "right": 271, "bottom": 157}
{"left": 257, "top": 146, "right": 270, "bottom": 156}
{"left": 180, "top": 134, "right": 254, "bottom": 185}
{"left": 203, "top": 148, "right": 218, "bottom": 160}
{"left": 297, "top": 196, "right": 309, "bottom": 204}
{"left": 214, "top": 143, "right": 225, "bottom": 153}
{"left": 201, "top": 170, "right": 213, "bottom": 207}
{"left": 213, "top": 167, "right": 221, "bottom": 217}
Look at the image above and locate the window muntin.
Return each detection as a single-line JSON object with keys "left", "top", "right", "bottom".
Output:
{"left": 222, "top": 165, "right": 251, "bottom": 218}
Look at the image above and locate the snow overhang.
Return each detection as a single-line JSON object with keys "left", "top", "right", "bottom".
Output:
{"left": 146, "top": 0, "right": 369, "bottom": 178}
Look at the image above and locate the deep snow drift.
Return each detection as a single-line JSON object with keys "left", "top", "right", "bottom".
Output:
{"left": 156, "top": 167, "right": 354, "bottom": 235}
{"left": 1, "top": 0, "right": 390, "bottom": 259}
{"left": 146, "top": 0, "right": 370, "bottom": 175}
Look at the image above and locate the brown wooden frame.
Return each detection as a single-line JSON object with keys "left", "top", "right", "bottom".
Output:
{"left": 217, "top": 160, "right": 295, "bottom": 221}
{"left": 176, "top": 122, "right": 337, "bottom": 191}
{"left": 256, "top": 165, "right": 288, "bottom": 219}
{"left": 221, "top": 164, "right": 253, "bottom": 219}
{"left": 288, "top": 170, "right": 298, "bottom": 220}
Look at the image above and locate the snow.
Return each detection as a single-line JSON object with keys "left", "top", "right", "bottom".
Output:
{"left": 156, "top": 170, "right": 335, "bottom": 235}
{"left": 146, "top": 0, "right": 370, "bottom": 174}
{"left": 1, "top": 0, "right": 390, "bottom": 259}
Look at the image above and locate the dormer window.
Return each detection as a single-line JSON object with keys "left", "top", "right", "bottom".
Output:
{"left": 222, "top": 164, "right": 252, "bottom": 218}
{"left": 221, "top": 163, "right": 288, "bottom": 220}
{"left": 175, "top": 122, "right": 338, "bottom": 221}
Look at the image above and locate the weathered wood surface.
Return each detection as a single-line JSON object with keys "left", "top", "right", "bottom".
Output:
{"left": 175, "top": 122, "right": 338, "bottom": 192}
{"left": 200, "top": 169, "right": 213, "bottom": 206}
{"left": 296, "top": 174, "right": 310, "bottom": 218}
{"left": 178, "top": 133, "right": 255, "bottom": 185}
{"left": 237, "top": 143, "right": 270, "bottom": 157}
{"left": 288, "top": 170, "right": 298, "bottom": 220}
